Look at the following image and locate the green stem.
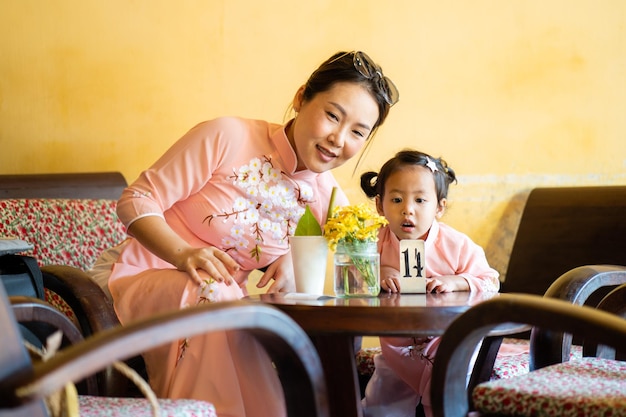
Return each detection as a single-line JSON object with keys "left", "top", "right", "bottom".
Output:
{"left": 352, "top": 256, "right": 377, "bottom": 288}
{"left": 343, "top": 264, "right": 350, "bottom": 294}
{"left": 325, "top": 187, "right": 337, "bottom": 226}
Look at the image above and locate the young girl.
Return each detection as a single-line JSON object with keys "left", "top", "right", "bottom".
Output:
{"left": 359, "top": 149, "right": 500, "bottom": 417}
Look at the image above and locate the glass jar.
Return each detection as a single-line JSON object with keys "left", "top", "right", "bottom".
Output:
{"left": 333, "top": 241, "right": 380, "bottom": 297}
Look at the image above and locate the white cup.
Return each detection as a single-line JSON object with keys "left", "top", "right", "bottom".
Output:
{"left": 289, "top": 235, "right": 328, "bottom": 294}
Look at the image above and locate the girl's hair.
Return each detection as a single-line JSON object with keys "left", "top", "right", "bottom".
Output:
{"left": 361, "top": 149, "right": 457, "bottom": 203}
{"left": 302, "top": 51, "right": 395, "bottom": 134}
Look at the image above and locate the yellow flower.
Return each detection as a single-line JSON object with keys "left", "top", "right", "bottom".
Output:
{"left": 323, "top": 204, "right": 388, "bottom": 250}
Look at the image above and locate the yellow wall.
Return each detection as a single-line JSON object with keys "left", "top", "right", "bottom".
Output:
{"left": 2, "top": 0, "right": 625, "bottom": 281}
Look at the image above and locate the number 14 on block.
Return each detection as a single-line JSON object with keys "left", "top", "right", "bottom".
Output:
{"left": 399, "top": 240, "right": 426, "bottom": 293}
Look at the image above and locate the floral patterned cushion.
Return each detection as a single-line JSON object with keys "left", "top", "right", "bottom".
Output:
{"left": 44, "top": 287, "right": 80, "bottom": 328}
{"left": 490, "top": 338, "right": 583, "bottom": 380}
{"left": 78, "top": 395, "right": 217, "bottom": 417}
{"left": 472, "top": 357, "right": 626, "bottom": 416}
{"left": 0, "top": 199, "right": 126, "bottom": 270}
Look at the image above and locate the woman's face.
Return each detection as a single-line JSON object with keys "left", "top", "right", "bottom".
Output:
{"left": 289, "top": 82, "right": 380, "bottom": 173}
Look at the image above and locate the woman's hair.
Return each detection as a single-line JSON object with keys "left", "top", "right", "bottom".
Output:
{"left": 361, "top": 149, "right": 457, "bottom": 203}
{"left": 302, "top": 51, "right": 395, "bottom": 133}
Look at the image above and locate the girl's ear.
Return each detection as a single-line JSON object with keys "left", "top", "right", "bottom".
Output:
{"left": 436, "top": 198, "right": 447, "bottom": 219}
{"left": 292, "top": 85, "right": 306, "bottom": 112}
{"left": 375, "top": 195, "right": 384, "bottom": 216}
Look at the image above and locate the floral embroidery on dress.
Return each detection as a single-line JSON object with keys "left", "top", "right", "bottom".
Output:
{"left": 203, "top": 156, "right": 314, "bottom": 262}
{"left": 406, "top": 337, "right": 435, "bottom": 364}
{"left": 177, "top": 278, "right": 221, "bottom": 364}
{"left": 131, "top": 190, "right": 152, "bottom": 198}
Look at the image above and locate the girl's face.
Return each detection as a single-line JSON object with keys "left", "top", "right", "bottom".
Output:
{"left": 288, "top": 82, "right": 379, "bottom": 173}
{"left": 375, "top": 165, "right": 446, "bottom": 241}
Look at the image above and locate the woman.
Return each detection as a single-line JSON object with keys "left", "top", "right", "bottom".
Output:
{"left": 107, "top": 51, "right": 398, "bottom": 417}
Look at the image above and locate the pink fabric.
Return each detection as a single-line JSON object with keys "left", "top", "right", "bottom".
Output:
{"left": 377, "top": 221, "right": 500, "bottom": 292}
{"left": 109, "top": 117, "right": 347, "bottom": 417}
{"left": 364, "top": 221, "right": 499, "bottom": 417}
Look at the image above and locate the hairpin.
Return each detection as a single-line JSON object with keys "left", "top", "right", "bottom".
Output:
{"left": 425, "top": 157, "right": 438, "bottom": 173}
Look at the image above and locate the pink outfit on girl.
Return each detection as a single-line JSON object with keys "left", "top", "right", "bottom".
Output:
{"left": 109, "top": 117, "right": 347, "bottom": 417}
{"left": 363, "top": 221, "right": 500, "bottom": 417}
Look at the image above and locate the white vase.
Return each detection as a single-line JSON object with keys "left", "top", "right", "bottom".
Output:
{"left": 289, "top": 235, "right": 328, "bottom": 295}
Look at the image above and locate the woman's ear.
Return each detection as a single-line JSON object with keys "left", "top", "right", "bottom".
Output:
{"left": 292, "top": 85, "right": 306, "bottom": 112}
{"left": 436, "top": 198, "right": 447, "bottom": 219}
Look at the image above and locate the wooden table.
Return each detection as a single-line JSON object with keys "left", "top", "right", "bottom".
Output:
{"left": 248, "top": 291, "right": 513, "bottom": 417}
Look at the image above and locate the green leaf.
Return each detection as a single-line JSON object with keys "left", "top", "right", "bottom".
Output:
{"left": 295, "top": 205, "right": 323, "bottom": 236}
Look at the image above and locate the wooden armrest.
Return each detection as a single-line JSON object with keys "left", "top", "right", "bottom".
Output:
{"left": 10, "top": 296, "right": 84, "bottom": 345}
{"left": 2, "top": 300, "right": 328, "bottom": 417}
{"left": 531, "top": 264, "right": 626, "bottom": 369}
{"left": 431, "top": 293, "right": 626, "bottom": 417}
{"left": 543, "top": 264, "right": 626, "bottom": 303}
{"left": 591, "top": 283, "right": 626, "bottom": 360}
{"left": 41, "top": 265, "right": 120, "bottom": 335}
{"left": 10, "top": 296, "right": 99, "bottom": 395}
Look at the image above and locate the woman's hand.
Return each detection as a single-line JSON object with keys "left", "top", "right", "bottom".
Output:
{"left": 127, "top": 216, "right": 240, "bottom": 286}
{"left": 256, "top": 253, "right": 295, "bottom": 293}
{"left": 174, "top": 246, "right": 240, "bottom": 286}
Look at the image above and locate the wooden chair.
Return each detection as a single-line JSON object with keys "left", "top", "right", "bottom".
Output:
{"left": 478, "top": 185, "right": 626, "bottom": 382}
{"left": 468, "top": 264, "right": 626, "bottom": 388}
{"left": 0, "top": 283, "right": 329, "bottom": 417}
{"left": 431, "top": 289, "right": 626, "bottom": 417}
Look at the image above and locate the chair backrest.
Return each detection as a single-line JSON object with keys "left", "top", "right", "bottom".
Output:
{"left": 502, "top": 185, "right": 626, "bottom": 295}
{"left": 0, "top": 172, "right": 127, "bottom": 200}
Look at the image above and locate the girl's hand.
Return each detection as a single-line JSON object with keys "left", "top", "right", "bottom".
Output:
{"left": 381, "top": 276, "right": 401, "bottom": 293}
{"left": 426, "top": 275, "right": 469, "bottom": 293}
{"left": 257, "top": 253, "right": 296, "bottom": 293}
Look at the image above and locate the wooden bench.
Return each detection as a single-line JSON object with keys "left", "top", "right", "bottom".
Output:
{"left": 0, "top": 172, "right": 129, "bottom": 396}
